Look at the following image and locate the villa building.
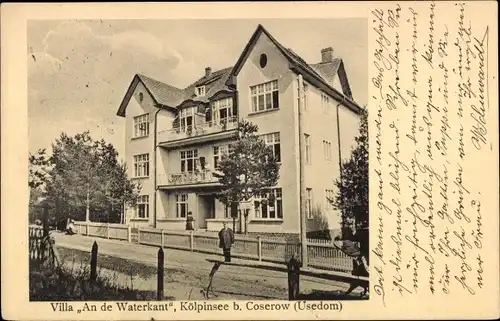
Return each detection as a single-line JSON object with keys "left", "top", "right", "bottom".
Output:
{"left": 116, "top": 24, "right": 363, "bottom": 236}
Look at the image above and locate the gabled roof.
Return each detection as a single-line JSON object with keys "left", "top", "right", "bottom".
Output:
{"left": 183, "top": 67, "right": 234, "bottom": 102}
{"left": 117, "top": 24, "right": 361, "bottom": 117}
{"left": 138, "top": 74, "right": 187, "bottom": 106}
{"left": 228, "top": 24, "right": 360, "bottom": 114}
{"left": 310, "top": 59, "right": 342, "bottom": 84}
{"left": 190, "top": 67, "right": 233, "bottom": 87}
{"left": 117, "top": 68, "right": 234, "bottom": 117}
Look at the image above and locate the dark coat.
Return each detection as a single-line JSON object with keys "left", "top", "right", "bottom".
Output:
{"left": 218, "top": 227, "right": 234, "bottom": 249}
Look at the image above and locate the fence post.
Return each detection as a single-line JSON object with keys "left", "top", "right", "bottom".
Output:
{"left": 257, "top": 236, "right": 262, "bottom": 261}
{"left": 157, "top": 247, "right": 164, "bottom": 300}
{"left": 106, "top": 223, "right": 110, "bottom": 239}
{"left": 161, "top": 229, "right": 164, "bottom": 247}
{"left": 127, "top": 225, "right": 132, "bottom": 243}
{"left": 287, "top": 255, "right": 300, "bottom": 300}
{"left": 190, "top": 230, "right": 194, "bottom": 252}
{"left": 90, "top": 241, "right": 98, "bottom": 282}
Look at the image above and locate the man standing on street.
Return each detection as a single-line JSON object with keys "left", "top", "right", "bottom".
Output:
{"left": 218, "top": 222, "right": 235, "bottom": 262}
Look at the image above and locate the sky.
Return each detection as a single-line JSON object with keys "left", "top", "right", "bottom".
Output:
{"left": 28, "top": 19, "right": 367, "bottom": 160}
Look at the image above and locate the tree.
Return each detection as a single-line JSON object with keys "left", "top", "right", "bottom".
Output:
{"left": 332, "top": 107, "right": 368, "bottom": 238}
{"left": 28, "top": 148, "right": 52, "bottom": 189}
{"left": 29, "top": 149, "right": 53, "bottom": 223}
{"left": 213, "top": 120, "right": 280, "bottom": 232}
{"left": 36, "top": 131, "right": 140, "bottom": 228}
{"left": 306, "top": 206, "right": 331, "bottom": 240}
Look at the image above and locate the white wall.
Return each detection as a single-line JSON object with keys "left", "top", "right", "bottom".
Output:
{"left": 236, "top": 31, "right": 300, "bottom": 234}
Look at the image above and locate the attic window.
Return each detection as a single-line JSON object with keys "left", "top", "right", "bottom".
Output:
{"left": 195, "top": 86, "right": 206, "bottom": 97}
{"left": 139, "top": 92, "right": 144, "bottom": 103}
{"left": 259, "top": 53, "right": 268, "bottom": 68}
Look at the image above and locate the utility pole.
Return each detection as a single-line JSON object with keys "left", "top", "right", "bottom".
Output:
{"left": 297, "top": 74, "right": 308, "bottom": 267}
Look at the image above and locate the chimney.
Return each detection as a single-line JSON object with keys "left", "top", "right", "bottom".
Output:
{"left": 205, "top": 67, "right": 212, "bottom": 78}
{"left": 321, "top": 47, "right": 334, "bottom": 63}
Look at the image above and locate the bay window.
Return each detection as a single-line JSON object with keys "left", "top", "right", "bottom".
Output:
{"left": 212, "top": 97, "right": 234, "bottom": 125}
{"left": 179, "top": 107, "right": 194, "bottom": 132}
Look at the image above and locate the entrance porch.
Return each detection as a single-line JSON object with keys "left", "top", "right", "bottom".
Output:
{"left": 156, "top": 189, "right": 236, "bottom": 232}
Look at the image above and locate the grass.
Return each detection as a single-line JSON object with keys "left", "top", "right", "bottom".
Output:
{"left": 57, "top": 247, "right": 191, "bottom": 281}
{"left": 29, "top": 258, "right": 174, "bottom": 301}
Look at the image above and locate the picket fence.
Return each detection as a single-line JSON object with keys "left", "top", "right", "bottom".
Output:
{"left": 73, "top": 221, "right": 353, "bottom": 273}
{"left": 29, "top": 225, "right": 61, "bottom": 268}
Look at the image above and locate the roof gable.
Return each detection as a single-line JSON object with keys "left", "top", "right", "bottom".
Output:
{"left": 311, "top": 59, "right": 353, "bottom": 99}
{"left": 228, "top": 24, "right": 360, "bottom": 114}
{"left": 117, "top": 68, "right": 236, "bottom": 117}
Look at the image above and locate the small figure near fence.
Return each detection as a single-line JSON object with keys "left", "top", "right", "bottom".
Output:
{"left": 185, "top": 212, "right": 194, "bottom": 231}
{"left": 333, "top": 236, "right": 369, "bottom": 297}
{"left": 218, "top": 222, "right": 235, "bottom": 262}
{"left": 287, "top": 254, "right": 300, "bottom": 300}
{"left": 65, "top": 219, "right": 77, "bottom": 235}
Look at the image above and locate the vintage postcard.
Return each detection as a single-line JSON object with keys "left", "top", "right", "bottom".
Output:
{"left": 1, "top": 1, "right": 498, "bottom": 320}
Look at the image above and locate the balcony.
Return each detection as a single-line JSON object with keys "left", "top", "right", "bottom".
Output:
{"left": 157, "top": 116, "right": 238, "bottom": 148}
{"left": 157, "top": 170, "right": 220, "bottom": 188}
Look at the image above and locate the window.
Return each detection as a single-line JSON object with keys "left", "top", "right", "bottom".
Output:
{"left": 212, "top": 97, "right": 233, "bottom": 124}
{"left": 133, "top": 114, "right": 149, "bottom": 138}
{"left": 133, "top": 154, "right": 149, "bottom": 177}
{"left": 213, "top": 144, "right": 233, "bottom": 169}
{"left": 321, "top": 93, "right": 331, "bottom": 114}
{"left": 195, "top": 86, "right": 206, "bottom": 97}
{"left": 259, "top": 53, "right": 268, "bottom": 68}
{"left": 263, "top": 132, "right": 281, "bottom": 162}
{"left": 305, "top": 134, "right": 311, "bottom": 164}
{"left": 180, "top": 149, "right": 199, "bottom": 173}
{"left": 179, "top": 107, "right": 194, "bottom": 132}
{"left": 224, "top": 205, "right": 231, "bottom": 218}
{"left": 323, "top": 140, "right": 332, "bottom": 161}
{"left": 176, "top": 194, "right": 188, "bottom": 218}
{"left": 139, "top": 92, "right": 144, "bottom": 103}
{"left": 136, "top": 195, "right": 149, "bottom": 218}
{"left": 250, "top": 80, "right": 279, "bottom": 112}
{"left": 306, "top": 188, "right": 313, "bottom": 219}
{"left": 254, "top": 188, "right": 283, "bottom": 219}
{"left": 325, "top": 189, "right": 335, "bottom": 211}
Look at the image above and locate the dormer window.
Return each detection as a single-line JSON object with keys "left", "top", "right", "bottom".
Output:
{"left": 195, "top": 86, "right": 206, "bottom": 97}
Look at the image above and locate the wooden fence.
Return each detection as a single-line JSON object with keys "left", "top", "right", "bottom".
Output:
{"left": 29, "top": 225, "right": 61, "bottom": 268}
{"left": 73, "top": 221, "right": 354, "bottom": 273}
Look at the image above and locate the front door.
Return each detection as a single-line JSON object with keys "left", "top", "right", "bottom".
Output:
{"left": 198, "top": 195, "right": 215, "bottom": 229}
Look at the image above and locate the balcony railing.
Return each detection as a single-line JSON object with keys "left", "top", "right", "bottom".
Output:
{"left": 157, "top": 170, "right": 219, "bottom": 186}
{"left": 158, "top": 116, "right": 238, "bottom": 142}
